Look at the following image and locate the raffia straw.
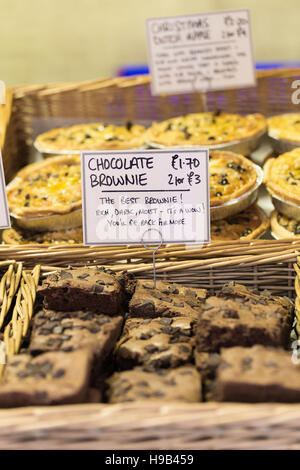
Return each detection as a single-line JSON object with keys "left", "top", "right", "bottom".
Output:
{"left": 3, "top": 265, "right": 40, "bottom": 358}
{"left": 0, "top": 263, "right": 22, "bottom": 330}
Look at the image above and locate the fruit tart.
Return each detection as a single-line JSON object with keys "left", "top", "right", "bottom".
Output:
{"left": 34, "top": 122, "right": 146, "bottom": 153}
{"left": 146, "top": 112, "right": 267, "bottom": 147}
{"left": 209, "top": 151, "right": 258, "bottom": 207}
{"left": 7, "top": 155, "right": 81, "bottom": 219}
{"left": 263, "top": 149, "right": 300, "bottom": 206}
{"left": 270, "top": 210, "right": 300, "bottom": 239}
{"left": 211, "top": 204, "right": 269, "bottom": 241}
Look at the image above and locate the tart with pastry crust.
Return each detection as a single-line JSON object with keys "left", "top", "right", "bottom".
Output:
{"left": 146, "top": 112, "right": 267, "bottom": 147}
{"left": 35, "top": 122, "right": 146, "bottom": 152}
{"left": 7, "top": 155, "right": 81, "bottom": 218}
{"left": 263, "top": 149, "right": 300, "bottom": 206}
{"left": 268, "top": 113, "right": 300, "bottom": 143}
{"left": 271, "top": 210, "right": 300, "bottom": 239}
{"left": 209, "top": 151, "right": 258, "bottom": 207}
{"left": 2, "top": 225, "right": 83, "bottom": 245}
{"left": 211, "top": 204, "right": 269, "bottom": 241}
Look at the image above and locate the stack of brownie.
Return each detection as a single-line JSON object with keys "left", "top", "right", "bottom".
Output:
{"left": 0, "top": 269, "right": 297, "bottom": 406}
{"left": 106, "top": 280, "right": 207, "bottom": 403}
{"left": 0, "top": 267, "right": 126, "bottom": 407}
{"left": 194, "top": 283, "right": 296, "bottom": 402}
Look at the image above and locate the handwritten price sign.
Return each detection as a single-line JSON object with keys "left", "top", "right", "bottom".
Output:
{"left": 146, "top": 9, "right": 256, "bottom": 95}
{"left": 81, "top": 149, "right": 210, "bottom": 245}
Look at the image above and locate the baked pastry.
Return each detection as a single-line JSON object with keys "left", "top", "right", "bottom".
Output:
{"left": 38, "top": 267, "right": 124, "bottom": 315}
{"left": 106, "top": 366, "right": 201, "bottom": 403}
{"left": 0, "top": 349, "right": 92, "bottom": 407}
{"left": 271, "top": 210, "right": 300, "bottom": 239}
{"left": 146, "top": 112, "right": 266, "bottom": 147}
{"left": 209, "top": 151, "right": 257, "bottom": 207}
{"left": 2, "top": 225, "right": 83, "bottom": 245}
{"left": 217, "top": 345, "right": 300, "bottom": 402}
{"left": 129, "top": 280, "right": 207, "bottom": 319}
{"left": 114, "top": 316, "right": 195, "bottom": 369}
{"left": 34, "top": 122, "right": 146, "bottom": 152}
{"left": 268, "top": 113, "right": 300, "bottom": 143}
{"left": 211, "top": 204, "right": 269, "bottom": 241}
{"left": 7, "top": 155, "right": 81, "bottom": 218}
{"left": 195, "top": 284, "right": 293, "bottom": 352}
{"left": 263, "top": 149, "right": 300, "bottom": 206}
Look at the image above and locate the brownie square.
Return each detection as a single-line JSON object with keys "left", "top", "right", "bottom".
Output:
{"left": 38, "top": 267, "right": 123, "bottom": 315}
{"left": 194, "top": 351, "right": 220, "bottom": 401}
{"left": 0, "top": 349, "right": 92, "bottom": 407}
{"left": 106, "top": 365, "right": 201, "bottom": 403}
{"left": 29, "top": 309, "right": 123, "bottom": 356}
{"left": 114, "top": 316, "right": 195, "bottom": 369}
{"left": 195, "top": 290, "right": 293, "bottom": 352}
{"left": 217, "top": 282, "right": 293, "bottom": 314}
{"left": 28, "top": 309, "right": 123, "bottom": 386}
{"left": 129, "top": 280, "right": 207, "bottom": 319}
{"left": 217, "top": 345, "right": 300, "bottom": 402}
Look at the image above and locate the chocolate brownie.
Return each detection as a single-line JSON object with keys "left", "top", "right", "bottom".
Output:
{"left": 29, "top": 309, "right": 123, "bottom": 356}
{"left": 129, "top": 280, "right": 207, "bottom": 319}
{"left": 0, "top": 349, "right": 92, "bottom": 407}
{"left": 217, "top": 282, "right": 293, "bottom": 314}
{"left": 114, "top": 316, "right": 195, "bottom": 369}
{"left": 28, "top": 309, "right": 123, "bottom": 386}
{"left": 106, "top": 365, "right": 201, "bottom": 403}
{"left": 195, "top": 291, "right": 293, "bottom": 352}
{"left": 38, "top": 267, "right": 123, "bottom": 315}
{"left": 194, "top": 351, "right": 220, "bottom": 401}
{"left": 194, "top": 351, "right": 220, "bottom": 379}
{"left": 217, "top": 345, "right": 300, "bottom": 402}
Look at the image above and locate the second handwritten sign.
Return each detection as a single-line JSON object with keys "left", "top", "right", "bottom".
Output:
{"left": 146, "top": 9, "right": 256, "bottom": 95}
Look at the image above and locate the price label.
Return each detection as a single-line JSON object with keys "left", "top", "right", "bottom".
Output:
{"left": 146, "top": 9, "right": 256, "bottom": 95}
{"left": 81, "top": 149, "right": 210, "bottom": 245}
{"left": 0, "top": 149, "right": 10, "bottom": 229}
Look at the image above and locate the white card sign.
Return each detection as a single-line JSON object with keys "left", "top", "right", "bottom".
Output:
{"left": 0, "top": 149, "right": 10, "bottom": 229}
{"left": 81, "top": 149, "right": 210, "bottom": 245}
{"left": 146, "top": 9, "right": 256, "bottom": 95}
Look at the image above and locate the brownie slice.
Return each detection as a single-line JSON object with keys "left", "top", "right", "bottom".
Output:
{"left": 217, "top": 282, "right": 293, "bottom": 314}
{"left": 217, "top": 345, "right": 300, "bottom": 402}
{"left": 0, "top": 349, "right": 92, "bottom": 407}
{"left": 29, "top": 309, "right": 123, "bottom": 356}
{"left": 195, "top": 291, "right": 293, "bottom": 352}
{"left": 129, "top": 280, "right": 207, "bottom": 319}
{"left": 28, "top": 310, "right": 123, "bottom": 385}
{"left": 114, "top": 316, "right": 195, "bottom": 369}
{"left": 38, "top": 267, "right": 123, "bottom": 315}
{"left": 106, "top": 365, "right": 201, "bottom": 403}
{"left": 194, "top": 351, "right": 220, "bottom": 401}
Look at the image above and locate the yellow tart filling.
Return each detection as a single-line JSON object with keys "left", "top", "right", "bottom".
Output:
{"left": 35, "top": 122, "right": 146, "bottom": 151}
{"left": 268, "top": 113, "right": 300, "bottom": 142}
{"left": 7, "top": 155, "right": 81, "bottom": 218}
{"left": 209, "top": 151, "right": 257, "bottom": 206}
{"left": 211, "top": 205, "right": 269, "bottom": 241}
{"left": 146, "top": 112, "right": 266, "bottom": 146}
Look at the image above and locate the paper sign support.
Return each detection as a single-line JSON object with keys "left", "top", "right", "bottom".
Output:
{"left": 141, "top": 229, "right": 163, "bottom": 289}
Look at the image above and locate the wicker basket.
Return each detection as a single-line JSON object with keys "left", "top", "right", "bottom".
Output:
{"left": 0, "top": 70, "right": 300, "bottom": 448}
{"left": 1, "top": 68, "right": 299, "bottom": 183}
{"left": 0, "top": 245, "right": 298, "bottom": 450}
